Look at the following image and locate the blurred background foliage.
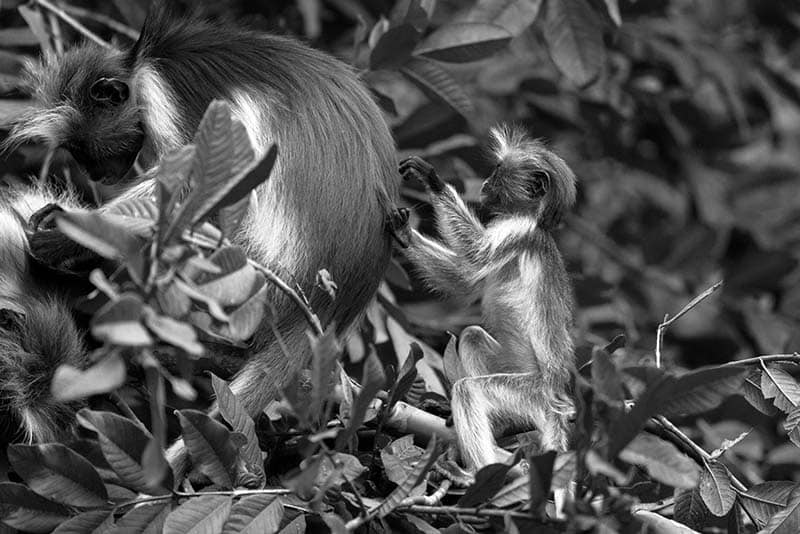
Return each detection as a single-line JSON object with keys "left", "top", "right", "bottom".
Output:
{"left": 1, "top": 0, "right": 799, "bottom": 486}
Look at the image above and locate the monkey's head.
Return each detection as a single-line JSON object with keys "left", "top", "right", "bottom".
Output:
{"left": 5, "top": 45, "right": 144, "bottom": 185}
{"left": 483, "top": 126, "right": 577, "bottom": 229}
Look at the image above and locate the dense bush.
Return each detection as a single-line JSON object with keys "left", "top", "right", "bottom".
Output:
{"left": 1, "top": 0, "right": 799, "bottom": 532}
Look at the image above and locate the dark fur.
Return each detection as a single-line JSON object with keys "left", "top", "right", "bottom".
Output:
{"left": 5, "top": 1, "right": 399, "bottom": 470}
{"left": 398, "top": 128, "right": 576, "bottom": 471}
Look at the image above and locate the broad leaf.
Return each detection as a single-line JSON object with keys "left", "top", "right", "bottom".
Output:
{"left": 76, "top": 409, "right": 171, "bottom": 494}
{"left": 212, "top": 374, "right": 264, "bottom": 483}
{"left": 51, "top": 510, "right": 113, "bottom": 534}
{"left": 761, "top": 365, "right": 800, "bottom": 413}
{"left": 739, "top": 481, "right": 798, "bottom": 529}
{"left": 164, "top": 495, "right": 232, "bottom": 534}
{"left": 277, "top": 515, "right": 306, "bottom": 534}
{"left": 194, "top": 247, "right": 260, "bottom": 307}
{"left": 218, "top": 278, "right": 269, "bottom": 341}
{"left": 178, "top": 409, "right": 243, "bottom": 488}
{"left": 660, "top": 365, "right": 749, "bottom": 418}
{"left": 7, "top": 443, "right": 108, "bottom": 508}
{"left": 459, "top": 462, "right": 516, "bottom": 507}
{"left": 674, "top": 488, "right": 710, "bottom": 531}
{"left": 309, "top": 327, "right": 342, "bottom": 424}
{"left": 414, "top": 23, "right": 511, "bottom": 63}
{"left": 607, "top": 373, "right": 676, "bottom": 457}
{"left": 91, "top": 294, "right": 152, "bottom": 347}
{"left": 374, "top": 437, "right": 439, "bottom": 518}
{"left": 385, "top": 342, "right": 423, "bottom": 413}
{"left": 51, "top": 351, "right": 127, "bottom": 401}
{"left": 743, "top": 369, "right": 778, "bottom": 416}
{"left": 619, "top": 434, "right": 700, "bottom": 489}
{"left": 114, "top": 502, "right": 170, "bottom": 532}
{"left": 591, "top": 347, "right": 624, "bottom": 402}
{"left": 489, "top": 473, "right": 530, "bottom": 508}
{"left": 463, "top": 0, "right": 544, "bottom": 36}
{"left": 144, "top": 313, "right": 204, "bottom": 356}
{"left": 762, "top": 485, "right": 800, "bottom": 534}
{"left": 0, "top": 482, "right": 70, "bottom": 533}
{"left": 336, "top": 351, "right": 386, "bottom": 449}
{"left": 370, "top": 23, "right": 421, "bottom": 70}
{"left": 222, "top": 495, "right": 283, "bottom": 534}
{"left": 541, "top": 0, "right": 606, "bottom": 86}
{"left": 699, "top": 461, "right": 735, "bottom": 516}
{"left": 401, "top": 57, "right": 474, "bottom": 117}
{"left": 785, "top": 407, "right": 800, "bottom": 447}
{"left": 55, "top": 210, "right": 145, "bottom": 263}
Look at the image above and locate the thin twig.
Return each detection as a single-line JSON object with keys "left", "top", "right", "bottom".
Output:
{"left": 723, "top": 353, "right": 800, "bottom": 367}
{"left": 62, "top": 4, "right": 139, "bottom": 39}
{"left": 33, "top": 0, "right": 112, "bottom": 49}
{"left": 655, "top": 281, "right": 723, "bottom": 368}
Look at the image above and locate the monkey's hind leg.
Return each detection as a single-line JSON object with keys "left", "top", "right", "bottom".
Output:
{"left": 451, "top": 372, "right": 570, "bottom": 474}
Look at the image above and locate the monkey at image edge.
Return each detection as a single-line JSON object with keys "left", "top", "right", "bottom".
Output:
{"left": 0, "top": 0, "right": 398, "bottom": 478}
{"left": 397, "top": 126, "right": 577, "bottom": 475}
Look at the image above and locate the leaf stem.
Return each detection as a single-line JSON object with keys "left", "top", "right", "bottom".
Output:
{"left": 655, "top": 281, "right": 722, "bottom": 368}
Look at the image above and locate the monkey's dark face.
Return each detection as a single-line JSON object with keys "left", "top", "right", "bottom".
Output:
{"left": 9, "top": 45, "right": 145, "bottom": 184}
{"left": 480, "top": 165, "right": 550, "bottom": 216}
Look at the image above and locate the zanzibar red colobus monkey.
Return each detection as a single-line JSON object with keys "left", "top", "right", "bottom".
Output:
{"left": 2, "top": 1, "right": 398, "bottom": 467}
{"left": 397, "top": 127, "right": 576, "bottom": 473}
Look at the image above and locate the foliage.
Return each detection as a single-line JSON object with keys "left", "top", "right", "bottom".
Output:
{"left": 1, "top": 0, "right": 800, "bottom": 533}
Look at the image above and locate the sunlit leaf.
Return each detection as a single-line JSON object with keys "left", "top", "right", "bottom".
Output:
{"left": 739, "top": 481, "right": 798, "bottom": 529}
{"left": 699, "top": 461, "right": 735, "bottom": 516}
{"left": 178, "top": 409, "right": 243, "bottom": 489}
{"left": 222, "top": 495, "right": 283, "bottom": 534}
{"left": 51, "top": 351, "right": 127, "bottom": 401}
{"left": 164, "top": 495, "right": 232, "bottom": 534}
{"left": 414, "top": 23, "right": 511, "bottom": 63}
{"left": 619, "top": 434, "right": 700, "bottom": 489}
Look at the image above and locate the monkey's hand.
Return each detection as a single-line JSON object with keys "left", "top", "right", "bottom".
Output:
{"left": 399, "top": 156, "right": 444, "bottom": 194}
{"left": 29, "top": 203, "right": 65, "bottom": 231}
{"left": 385, "top": 207, "right": 411, "bottom": 248}
{"left": 27, "top": 205, "right": 102, "bottom": 275}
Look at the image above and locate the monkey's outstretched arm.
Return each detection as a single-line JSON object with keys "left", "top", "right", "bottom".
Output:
{"left": 404, "top": 229, "right": 482, "bottom": 299}
{"left": 399, "top": 157, "right": 488, "bottom": 262}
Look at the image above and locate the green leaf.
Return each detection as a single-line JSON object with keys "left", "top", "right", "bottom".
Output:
{"left": 51, "top": 510, "right": 113, "bottom": 534}
{"left": 400, "top": 57, "right": 474, "bottom": 117}
{"left": 276, "top": 515, "right": 306, "bottom": 534}
{"left": 699, "top": 461, "right": 735, "bottom": 516}
{"left": 51, "top": 351, "right": 127, "bottom": 401}
{"left": 742, "top": 369, "right": 778, "bottom": 416}
{"left": 114, "top": 502, "right": 170, "bottom": 532}
{"left": 458, "top": 462, "right": 516, "bottom": 507}
{"left": 607, "top": 373, "right": 676, "bottom": 458}
{"left": 762, "top": 485, "right": 800, "bottom": 534}
{"left": 381, "top": 435, "right": 425, "bottom": 485}
{"left": 55, "top": 210, "right": 146, "bottom": 263}
{"left": 336, "top": 351, "right": 386, "bottom": 449}
{"left": 463, "top": 0, "right": 543, "bottom": 36}
{"left": 375, "top": 437, "right": 439, "bottom": 518}
{"left": 785, "top": 407, "right": 800, "bottom": 447}
{"left": 164, "top": 495, "right": 232, "bottom": 534}
{"left": 739, "top": 482, "right": 798, "bottom": 529}
{"left": 619, "top": 434, "right": 700, "bottom": 489}
{"left": 217, "top": 277, "right": 268, "bottom": 341}
{"left": 0, "top": 482, "right": 70, "bottom": 533}
{"left": 370, "top": 23, "right": 421, "bottom": 69}
{"left": 76, "top": 409, "right": 171, "bottom": 494}
{"left": 385, "top": 342, "right": 423, "bottom": 413}
{"left": 178, "top": 409, "right": 243, "bottom": 489}
{"left": 414, "top": 23, "right": 511, "bottom": 63}
{"left": 541, "top": 0, "right": 606, "bottom": 86}
{"left": 91, "top": 294, "right": 153, "bottom": 347}
{"left": 7, "top": 443, "right": 108, "bottom": 508}
{"left": 591, "top": 347, "right": 624, "bottom": 402}
{"left": 673, "top": 488, "right": 710, "bottom": 531}
{"left": 761, "top": 365, "right": 800, "bottom": 413}
{"left": 156, "top": 144, "right": 196, "bottom": 205}
{"left": 489, "top": 473, "right": 530, "bottom": 508}
{"left": 309, "top": 327, "right": 342, "bottom": 423}
{"left": 194, "top": 247, "right": 260, "bottom": 308}
{"left": 212, "top": 374, "right": 264, "bottom": 484}
{"left": 144, "top": 312, "right": 204, "bottom": 356}
{"left": 660, "top": 365, "right": 749, "bottom": 418}
{"left": 222, "top": 495, "right": 283, "bottom": 534}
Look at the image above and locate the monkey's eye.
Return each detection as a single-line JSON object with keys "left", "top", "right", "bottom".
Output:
{"left": 89, "top": 77, "right": 129, "bottom": 106}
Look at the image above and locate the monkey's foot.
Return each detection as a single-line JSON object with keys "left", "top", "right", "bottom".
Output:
{"left": 432, "top": 456, "right": 474, "bottom": 487}
{"left": 399, "top": 156, "right": 444, "bottom": 193}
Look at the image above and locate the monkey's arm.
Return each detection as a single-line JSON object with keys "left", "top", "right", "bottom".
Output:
{"left": 404, "top": 229, "right": 482, "bottom": 299}
{"left": 399, "top": 157, "right": 489, "bottom": 262}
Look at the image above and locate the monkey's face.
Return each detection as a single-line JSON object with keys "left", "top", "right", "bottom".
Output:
{"left": 8, "top": 45, "right": 144, "bottom": 184}
{"left": 480, "top": 165, "right": 550, "bottom": 216}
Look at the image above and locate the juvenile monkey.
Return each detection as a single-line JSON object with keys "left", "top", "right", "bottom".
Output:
{"left": 3, "top": 2, "right": 398, "bottom": 468}
{"left": 397, "top": 126, "right": 576, "bottom": 472}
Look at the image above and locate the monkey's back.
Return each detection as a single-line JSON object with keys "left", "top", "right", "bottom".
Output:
{"left": 132, "top": 13, "right": 399, "bottom": 331}
{"left": 481, "top": 222, "right": 573, "bottom": 384}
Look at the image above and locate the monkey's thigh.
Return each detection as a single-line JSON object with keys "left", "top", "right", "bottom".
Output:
{"left": 451, "top": 372, "right": 568, "bottom": 471}
{"left": 445, "top": 325, "right": 502, "bottom": 383}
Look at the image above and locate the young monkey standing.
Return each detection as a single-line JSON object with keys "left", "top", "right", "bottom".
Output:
{"left": 397, "top": 126, "right": 576, "bottom": 472}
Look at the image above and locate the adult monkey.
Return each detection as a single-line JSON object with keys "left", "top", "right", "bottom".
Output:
{"left": 5, "top": 1, "right": 398, "bottom": 476}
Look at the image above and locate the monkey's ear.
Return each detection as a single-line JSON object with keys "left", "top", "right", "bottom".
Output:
{"left": 89, "top": 77, "right": 130, "bottom": 106}
{"left": 529, "top": 170, "right": 550, "bottom": 197}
